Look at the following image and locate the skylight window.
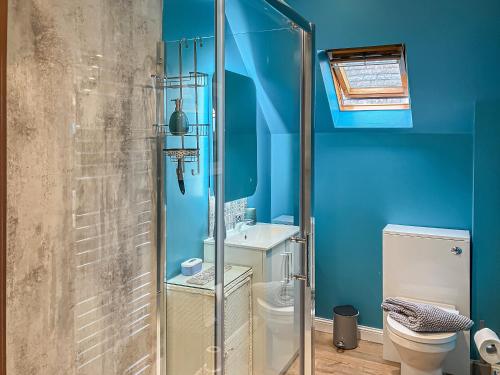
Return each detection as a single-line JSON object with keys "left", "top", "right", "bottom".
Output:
{"left": 327, "top": 44, "right": 410, "bottom": 111}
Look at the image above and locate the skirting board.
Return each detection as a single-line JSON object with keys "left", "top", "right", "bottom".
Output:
{"left": 315, "top": 317, "right": 384, "bottom": 344}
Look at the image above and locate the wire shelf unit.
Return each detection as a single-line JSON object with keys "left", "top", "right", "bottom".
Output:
{"left": 164, "top": 148, "right": 199, "bottom": 163}
{"left": 152, "top": 72, "right": 208, "bottom": 90}
{"left": 153, "top": 122, "right": 209, "bottom": 137}
{"left": 152, "top": 37, "right": 208, "bottom": 176}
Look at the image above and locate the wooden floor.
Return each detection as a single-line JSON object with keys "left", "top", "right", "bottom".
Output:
{"left": 285, "top": 331, "right": 401, "bottom": 375}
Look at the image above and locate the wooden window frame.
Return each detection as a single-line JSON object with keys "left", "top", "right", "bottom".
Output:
{"left": 328, "top": 44, "right": 410, "bottom": 111}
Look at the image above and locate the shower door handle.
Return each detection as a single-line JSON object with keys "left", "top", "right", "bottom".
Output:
{"left": 290, "top": 234, "right": 311, "bottom": 286}
{"left": 290, "top": 235, "right": 307, "bottom": 282}
{"left": 305, "top": 232, "right": 312, "bottom": 287}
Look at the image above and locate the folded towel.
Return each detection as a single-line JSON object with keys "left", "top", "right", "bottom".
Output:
{"left": 382, "top": 297, "right": 473, "bottom": 333}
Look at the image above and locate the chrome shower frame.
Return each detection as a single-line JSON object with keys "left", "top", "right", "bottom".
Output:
{"left": 213, "top": 0, "right": 316, "bottom": 374}
{"left": 154, "top": 41, "right": 167, "bottom": 375}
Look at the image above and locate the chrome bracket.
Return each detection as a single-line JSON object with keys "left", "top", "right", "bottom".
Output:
{"left": 290, "top": 236, "right": 307, "bottom": 244}
{"left": 293, "top": 274, "right": 307, "bottom": 281}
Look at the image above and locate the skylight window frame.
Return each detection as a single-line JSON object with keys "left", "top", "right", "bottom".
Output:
{"left": 327, "top": 44, "right": 410, "bottom": 111}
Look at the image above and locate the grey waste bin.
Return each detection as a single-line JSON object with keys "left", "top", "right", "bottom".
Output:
{"left": 333, "top": 305, "right": 359, "bottom": 350}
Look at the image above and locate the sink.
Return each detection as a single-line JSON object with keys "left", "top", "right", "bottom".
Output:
{"left": 204, "top": 223, "right": 299, "bottom": 251}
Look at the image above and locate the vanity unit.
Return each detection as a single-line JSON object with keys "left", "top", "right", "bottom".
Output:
{"left": 204, "top": 223, "right": 300, "bottom": 375}
{"left": 166, "top": 263, "right": 253, "bottom": 375}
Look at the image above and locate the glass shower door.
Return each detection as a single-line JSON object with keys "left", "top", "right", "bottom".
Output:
{"left": 160, "top": 0, "right": 314, "bottom": 373}
{"left": 212, "top": 0, "right": 315, "bottom": 374}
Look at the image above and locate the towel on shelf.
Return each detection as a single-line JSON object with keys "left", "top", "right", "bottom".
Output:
{"left": 382, "top": 297, "right": 474, "bottom": 333}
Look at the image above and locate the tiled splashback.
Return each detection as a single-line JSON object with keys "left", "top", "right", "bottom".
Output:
{"left": 209, "top": 197, "right": 248, "bottom": 237}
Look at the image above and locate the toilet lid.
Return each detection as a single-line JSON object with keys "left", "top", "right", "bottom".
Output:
{"left": 387, "top": 316, "right": 457, "bottom": 344}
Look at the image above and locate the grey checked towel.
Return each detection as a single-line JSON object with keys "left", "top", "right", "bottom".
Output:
{"left": 382, "top": 297, "right": 473, "bottom": 333}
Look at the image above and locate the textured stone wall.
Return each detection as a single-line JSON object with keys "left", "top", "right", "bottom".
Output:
{"left": 6, "top": 1, "right": 162, "bottom": 374}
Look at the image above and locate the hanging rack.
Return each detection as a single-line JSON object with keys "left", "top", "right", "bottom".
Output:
{"left": 151, "top": 37, "right": 209, "bottom": 176}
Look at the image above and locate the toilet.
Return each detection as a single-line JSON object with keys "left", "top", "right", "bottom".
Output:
{"left": 382, "top": 224, "right": 471, "bottom": 375}
{"left": 386, "top": 300, "right": 458, "bottom": 375}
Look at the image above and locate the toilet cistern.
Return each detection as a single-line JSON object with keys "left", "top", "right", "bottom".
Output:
{"left": 382, "top": 224, "right": 471, "bottom": 375}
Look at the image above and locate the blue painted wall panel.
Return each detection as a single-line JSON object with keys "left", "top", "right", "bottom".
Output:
{"left": 247, "top": 106, "right": 272, "bottom": 223}
{"left": 270, "top": 134, "right": 300, "bottom": 222}
{"left": 472, "top": 102, "right": 500, "bottom": 346}
{"left": 315, "top": 133, "right": 473, "bottom": 327}
{"left": 163, "top": 38, "right": 212, "bottom": 280}
{"left": 165, "top": 137, "right": 210, "bottom": 279}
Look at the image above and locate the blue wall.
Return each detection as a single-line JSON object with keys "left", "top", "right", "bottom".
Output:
{"left": 288, "top": 0, "right": 500, "bottom": 134}
{"left": 163, "top": 40, "right": 212, "bottom": 279}
{"left": 315, "top": 133, "right": 472, "bottom": 326}
{"left": 287, "top": 0, "right": 500, "bottom": 331}
{"left": 270, "top": 134, "right": 300, "bottom": 222}
{"left": 247, "top": 106, "right": 272, "bottom": 223}
{"left": 473, "top": 101, "right": 500, "bottom": 344}
{"left": 162, "top": 0, "right": 217, "bottom": 274}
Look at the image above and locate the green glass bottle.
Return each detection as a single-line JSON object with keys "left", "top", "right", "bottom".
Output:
{"left": 169, "top": 98, "right": 189, "bottom": 136}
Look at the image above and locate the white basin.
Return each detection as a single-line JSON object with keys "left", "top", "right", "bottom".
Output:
{"left": 204, "top": 223, "right": 299, "bottom": 251}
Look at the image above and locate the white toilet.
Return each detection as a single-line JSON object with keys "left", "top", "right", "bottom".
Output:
{"left": 386, "top": 300, "right": 458, "bottom": 375}
{"left": 382, "top": 224, "right": 471, "bottom": 375}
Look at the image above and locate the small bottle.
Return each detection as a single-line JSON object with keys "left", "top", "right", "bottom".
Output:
{"left": 169, "top": 98, "right": 189, "bottom": 136}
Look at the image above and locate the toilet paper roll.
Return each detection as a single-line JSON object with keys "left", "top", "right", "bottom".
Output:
{"left": 474, "top": 328, "right": 500, "bottom": 365}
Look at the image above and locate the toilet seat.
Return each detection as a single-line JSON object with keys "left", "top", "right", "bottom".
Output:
{"left": 387, "top": 316, "right": 457, "bottom": 344}
{"left": 383, "top": 297, "right": 464, "bottom": 374}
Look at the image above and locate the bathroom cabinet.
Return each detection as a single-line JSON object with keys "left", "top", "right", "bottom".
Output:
{"left": 166, "top": 264, "right": 253, "bottom": 375}
{"left": 204, "top": 223, "right": 300, "bottom": 375}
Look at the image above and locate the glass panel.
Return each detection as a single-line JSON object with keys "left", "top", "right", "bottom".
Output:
{"left": 221, "top": 1, "right": 303, "bottom": 374}
{"left": 162, "top": 2, "right": 312, "bottom": 374}
{"left": 6, "top": 1, "right": 163, "bottom": 374}
{"left": 341, "top": 94, "right": 410, "bottom": 107}
{"left": 162, "top": 35, "right": 217, "bottom": 375}
{"left": 339, "top": 60, "right": 403, "bottom": 89}
{"left": 226, "top": 0, "right": 292, "bottom": 35}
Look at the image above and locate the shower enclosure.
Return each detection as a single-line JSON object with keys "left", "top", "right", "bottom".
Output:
{"left": 4, "top": 0, "right": 313, "bottom": 374}
{"left": 161, "top": 0, "right": 315, "bottom": 374}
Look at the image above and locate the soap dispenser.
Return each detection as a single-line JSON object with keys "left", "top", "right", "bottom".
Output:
{"left": 169, "top": 98, "right": 189, "bottom": 136}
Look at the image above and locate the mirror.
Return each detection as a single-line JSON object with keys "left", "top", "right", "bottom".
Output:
{"left": 223, "top": 70, "right": 258, "bottom": 202}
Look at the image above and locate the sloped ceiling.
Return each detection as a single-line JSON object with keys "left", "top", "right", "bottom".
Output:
{"left": 164, "top": 0, "right": 500, "bottom": 134}
{"left": 287, "top": 0, "right": 500, "bottom": 134}
{"left": 164, "top": 0, "right": 301, "bottom": 134}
